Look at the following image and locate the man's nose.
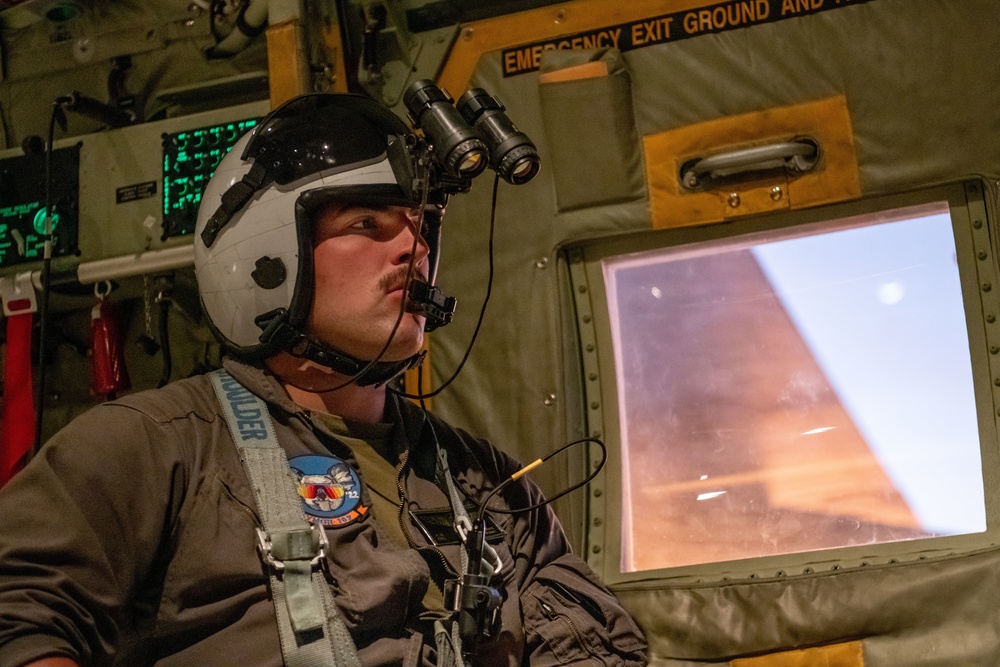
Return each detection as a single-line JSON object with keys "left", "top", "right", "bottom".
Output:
{"left": 395, "top": 215, "right": 429, "bottom": 266}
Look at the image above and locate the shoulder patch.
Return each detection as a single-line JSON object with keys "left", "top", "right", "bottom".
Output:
{"left": 288, "top": 454, "right": 368, "bottom": 527}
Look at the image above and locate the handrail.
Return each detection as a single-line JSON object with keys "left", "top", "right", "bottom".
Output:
{"left": 680, "top": 138, "right": 820, "bottom": 191}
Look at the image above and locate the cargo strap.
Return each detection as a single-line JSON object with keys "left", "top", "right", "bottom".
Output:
{"left": 209, "top": 369, "right": 361, "bottom": 667}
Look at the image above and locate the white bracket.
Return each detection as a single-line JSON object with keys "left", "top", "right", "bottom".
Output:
{"left": 0, "top": 272, "right": 38, "bottom": 317}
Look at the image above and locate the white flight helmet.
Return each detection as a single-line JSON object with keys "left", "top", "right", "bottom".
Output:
{"left": 194, "top": 93, "right": 443, "bottom": 385}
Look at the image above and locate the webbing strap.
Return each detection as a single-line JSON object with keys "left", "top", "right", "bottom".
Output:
{"left": 210, "top": 369, "right": 360, "bottom": 667}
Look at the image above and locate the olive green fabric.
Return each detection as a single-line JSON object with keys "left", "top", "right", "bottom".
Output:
{"left": 427, "top": 1, "right": 1000, "bottom": 665}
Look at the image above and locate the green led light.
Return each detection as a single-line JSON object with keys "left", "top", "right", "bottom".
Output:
{"left": 33, "top": 208, "right": 59, "bottom": 235}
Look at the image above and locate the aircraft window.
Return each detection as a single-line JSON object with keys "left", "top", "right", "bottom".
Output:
{"left": 598, "top": 200, "right": 987, "bottom": 573}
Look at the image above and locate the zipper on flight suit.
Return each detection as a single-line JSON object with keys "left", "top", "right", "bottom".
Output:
{"left": 395, "top": 448, "right": 458, "bottom": 577}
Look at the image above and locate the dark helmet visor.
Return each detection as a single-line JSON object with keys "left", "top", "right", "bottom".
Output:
{"left": 243, "top": 93, "right": 412, "bottom": 186}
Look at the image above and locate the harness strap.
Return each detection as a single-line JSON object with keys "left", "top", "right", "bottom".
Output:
{"left": 210, "top": 369, "right": 361, "bottom": 667}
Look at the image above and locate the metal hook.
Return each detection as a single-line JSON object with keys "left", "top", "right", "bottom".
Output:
{"left": 94, "top": 280, "right": 112, "bottom": 300}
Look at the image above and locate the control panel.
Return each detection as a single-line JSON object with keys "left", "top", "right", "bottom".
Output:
{"left": 0, "top": 145, "right": 80, "bottom": 269}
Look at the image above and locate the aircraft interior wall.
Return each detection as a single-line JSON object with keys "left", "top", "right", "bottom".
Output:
{"left": 0, "top": 0, "right": 997, "bottom": 665}
{"left": 424, "top": 0, "right": 1000, "bottom": 664}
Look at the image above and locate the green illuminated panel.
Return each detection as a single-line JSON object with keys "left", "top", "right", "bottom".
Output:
{"left": 161, "top": 118, "right": 258, "bottom": 239}
{"left": 0, "top": 145, "right": 79, "bottom": 269}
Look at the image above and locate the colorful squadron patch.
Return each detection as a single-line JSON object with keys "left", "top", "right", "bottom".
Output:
{"left": 288, "top": 455, "right": 368, "bottom": 527}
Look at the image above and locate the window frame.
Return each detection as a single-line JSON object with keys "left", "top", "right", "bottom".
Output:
{"left": 565, "top": 181, "right": 1000, "bottom": 586}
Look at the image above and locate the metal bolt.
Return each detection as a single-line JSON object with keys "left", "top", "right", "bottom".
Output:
{"left": 585, "top": 343, "right": 594, "bottom": 352}
{"left": 974, "top": 219, "right": 983, "bottom": 229}
{"left": 988, "top": 314, "right": 996, "bottom": 323}
{"left": 979, "top": 251, "right": 989, "bottom": 260}
{"left": 554, "top": 9, "right": 566, "bottom": 22}
{"left": 991, "top": 345, "right": 999, "bottom": 354}
{"left": 728, "top": 192, "right": 741, "bottom": 208}
{"left": 543, "top": 393, "right": 556, "bottom": 406}
{"left": 582, "top": 314, "right": 591, "bottom": 323}
{"left": 462, "top": 27, "right": 474, "bottom": 40}
{"left": 769, "top": 186, "right": 783, "bottom": 201}
{"left": 590, "top": 401, "right": 600, "bottom": 410}
{"left": 588, "top": 372, "right": 598, "bottom": 381}
{"left": 591, "top": 544, "right": 602, "bottom": 553}
{"left": 578, "top": 284, "right": 587, "bottom": 293}
{"left": 535, "top": 257, "right": 548, "bottom": 269}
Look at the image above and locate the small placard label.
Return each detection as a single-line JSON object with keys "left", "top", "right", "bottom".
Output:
{"left": 116, "top": 181, "right": 157, "bottom": 204}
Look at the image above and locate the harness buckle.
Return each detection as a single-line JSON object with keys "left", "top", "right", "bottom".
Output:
{"left": 255, "top": 524, "right": 329, "bottom": 572}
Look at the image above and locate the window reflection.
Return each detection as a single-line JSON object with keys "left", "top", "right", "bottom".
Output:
{"left": 603, "top": 202, "right": 986, "bottom": 572}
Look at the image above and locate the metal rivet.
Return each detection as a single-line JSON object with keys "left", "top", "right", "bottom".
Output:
{"left": 543, "top": 393, "right": 556, "bottom": 406}
{"left": 535, "top": 257, "right": 548, "bottom": 269}
{"left": 582, "top": 314, "right": 591, "bottom": 323}
{"left": 728, "top": 192, "right": 741, "bottom": 208}
{"left": 462, "top": 27, "right": 474, "bottom": 40}
{"left": 578, "top": 284, "right": 587, "bottom": 293}
{"left": 591, "top": 431, "right": 601, "bottom": 438}
{"left": 554, "top": 9, "right": 566, "bottom": 22}
{"left": 974, "top": 219, "right": 983, "bottom": 229}
{"left": 803, "top": 567, "right": 814, "bottom": 574}
{"left": 593, "top": 488, "right": 603, "bottom": 497}
{"left": 591, "top": 544, "right": 602, "bottom": 553}
{"left": 769, "top": 186, "right": 783, "bottom": 201}
{"left": 593, "top": 517, "right": 603, "bottom": 526}
{"left": 585, "top": 343, "right": 594, "bottom": 352}
{"left": 984, "top": 282, "right": 993, "bottom": 292}
{"left": 988, "top": 314, "right": 996, "bottom": 323}
{"left": 588, "top": 372, "right": 598, "bottom": 381}
{"left": 590, "top": 401, "right": 600, "bottom": 410}
{"left": 979, "top": 251, "right": 989, "bottom": 260}
{"left": 991, "top": 345, "right": 999, "bottom": 354}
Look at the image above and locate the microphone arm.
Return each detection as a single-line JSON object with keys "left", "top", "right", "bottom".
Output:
{"left": 60, "top": 91, "right": 135, "bottom": 129}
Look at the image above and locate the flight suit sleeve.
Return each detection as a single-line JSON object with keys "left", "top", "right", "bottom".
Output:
{"left": 511, "top": 492, "right": 647, "bottom": 665}
{"left": 0, "top": 402, "right": 189, "bottom": 667}
{"left": 472, "top": 443, "right": 648, "bottom": 666}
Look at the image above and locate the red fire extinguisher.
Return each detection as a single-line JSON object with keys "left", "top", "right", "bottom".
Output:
{"left": 90, "top": 281, "right": 131, "bottom": 399}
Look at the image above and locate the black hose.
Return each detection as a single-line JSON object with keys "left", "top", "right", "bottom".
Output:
{"left": 157, "top": 295, "right": 172, "bottom": 388}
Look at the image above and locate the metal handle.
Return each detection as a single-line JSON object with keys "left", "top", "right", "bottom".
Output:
{"left": 680, "top": 138, "right": 819, "bottom": 190}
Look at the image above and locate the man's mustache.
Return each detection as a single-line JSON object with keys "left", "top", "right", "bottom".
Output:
{"left": 378, "top": 266, "right": 428, "bottom": 292}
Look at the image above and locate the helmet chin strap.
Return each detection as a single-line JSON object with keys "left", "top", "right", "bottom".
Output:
{"left": 254, "top": 308, "right": 424, "bottom": 388}
{"left": 287, "top": 333, "right": 425, "bottom": 388}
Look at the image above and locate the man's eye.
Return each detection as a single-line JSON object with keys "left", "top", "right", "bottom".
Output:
{"left": 349, "top": 217, "right": 378, "bottom": 231}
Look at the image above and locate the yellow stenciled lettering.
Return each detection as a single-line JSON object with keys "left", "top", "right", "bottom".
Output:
{"left": 713, "top": 6, "right": 727, "bottom": 28}
{"left": 531, "top": 44, "right": 543, "bottom": 68}
{"left": 515, "top": 47, "right": 533, "bottom": 73}
{"left": 608, "top": 27, "right": 622, "bottom": 48}
{"left": 699, "top": 9, "right": 713, "bottom": 31}
{"left": 631, "top": 21, "right": 646, "bottom": 45}
{"left": 683, "top": 11, "right": 699, "bottom": 33}
{"left": 504, "top": 50, "right": 518, "bottom": 74}
{"left": 758, "top": 0, "right": 771, "bottom": 19}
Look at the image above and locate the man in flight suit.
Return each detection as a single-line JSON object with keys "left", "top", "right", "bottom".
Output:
{"left": 0, "top": 93, "right": 648, "bottom": 666}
